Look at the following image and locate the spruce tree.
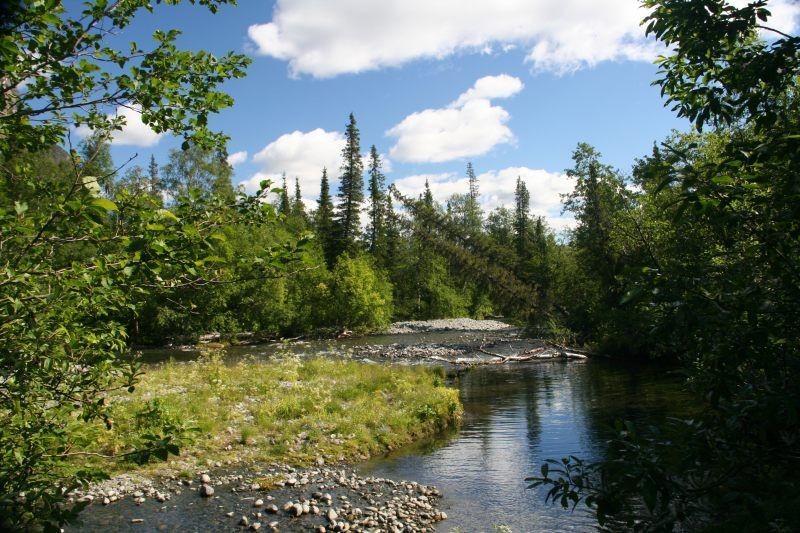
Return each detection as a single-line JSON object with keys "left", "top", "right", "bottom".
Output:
{"left": 422, "top": 178, "right": 434, "bottom": 208}
{"left": 293, "top": 177, "right": 306, "bottom": 218}
{"left": 335, "top": 113, "right": 364, "bottom": 256}
{"left": 148, "top": 154, "right": 160, "bottom": 193}
{"left": 316, "top": 167, "right": 336, "bottom": 268}
{"left": 384, "top": 191, "right": 400, "bottom": 268}
{"left": 464, "top": 162, "right": 483, "bottom": 233}
{"left": 514, "top": 176, "right": 531, "bottom": 258}
{"left": 366, "top": 145, "right": 386, "bottom": 254}
{"left": 278, "top": 172, "right": 291, "bottom": 216}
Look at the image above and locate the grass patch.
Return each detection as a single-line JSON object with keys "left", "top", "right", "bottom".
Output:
{"left": 76, "top": 352, "right": 461, "bottom": 475}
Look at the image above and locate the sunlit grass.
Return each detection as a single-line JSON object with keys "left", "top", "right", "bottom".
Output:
{"left": 78, "top": 351, "right": 461, "bottom": 475}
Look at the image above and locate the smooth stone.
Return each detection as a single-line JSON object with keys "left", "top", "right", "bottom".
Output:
{"left": 199, "top": 484, "right": 214, "bottom": 497}
{"left": 254, "top": 498, "right": 264, "bottom": 507}
{"left": 200, "top": 474, "right": 211, "bottom": 484}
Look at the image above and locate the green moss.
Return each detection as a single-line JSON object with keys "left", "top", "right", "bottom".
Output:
{"left": 77, "top": 355, "right": 461, "bottom": 474}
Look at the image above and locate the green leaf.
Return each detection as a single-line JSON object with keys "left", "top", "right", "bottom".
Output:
{"left": 90, "top": 198, "right": 118, "bottom": 212}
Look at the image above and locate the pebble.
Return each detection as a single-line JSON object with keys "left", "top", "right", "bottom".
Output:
{"left": 254, "top": 498, "right": 264, "bottom": 507}
{"left": 200, "top": 473, "right": 211, "bottom": 484}
{"left": 199, "top": 484, "right": 214, "bottom": 497}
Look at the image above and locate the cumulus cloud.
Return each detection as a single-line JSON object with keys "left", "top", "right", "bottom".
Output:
{"left": 74, "top": 105, "right": 163, "bottom": 147}
{"left": 248, "top": 0, "right": 800, "bottom": 78}
{"left": 451, "top": 74, "right": 524, "bottom": 107}
{"left": 248, "top": 0, "right": 653, "bottom": 78}
{"left": 240, "top": 128, "right": 392, "bottom": 209}
{"left": 387, "top": 75, "right": 521, "bottom": 163}
{"left": 226, "top": 150, "right": 248, "bottom": 167}
{"left": 733, "top": 0, "right": 800, "bottom": 37}
{"left": 392, "top": 166, "right": 577, "bottom": 232}
{"left": 241, "top": 128, "right": 345, "bottom": 203}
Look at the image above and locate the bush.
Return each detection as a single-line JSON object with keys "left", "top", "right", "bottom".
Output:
{"left": 330, "top": 254, "right": 393, "bottom": 330}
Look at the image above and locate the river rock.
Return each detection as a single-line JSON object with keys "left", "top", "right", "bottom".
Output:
{"left": 199, "top": 484, "right": 214, "bottom": 497}
{"left": 200, "top": 473, "right": 211, "bottom": 484}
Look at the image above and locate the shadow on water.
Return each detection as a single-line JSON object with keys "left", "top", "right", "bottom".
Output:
{"left": 359, "top": 360, "right": 688, "bottom": 532}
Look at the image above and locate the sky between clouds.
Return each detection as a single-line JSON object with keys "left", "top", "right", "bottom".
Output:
{"left": 75, "top": 0, "right": 800, "bottom": 233}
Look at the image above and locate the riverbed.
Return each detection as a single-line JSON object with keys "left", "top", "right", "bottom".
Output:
{"left": 73, "top": 321, "right": 687, "bottom": 532}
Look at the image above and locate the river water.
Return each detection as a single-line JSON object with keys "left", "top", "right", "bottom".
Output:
{"left": 360, "top": 359, "right": 686, "bottom": 532}
{"left": 80, "top": 329, "right": 687, "bottom": 532}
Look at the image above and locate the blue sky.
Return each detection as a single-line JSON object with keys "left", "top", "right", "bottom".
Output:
{"left": 74, "top": 0, "right": 800, "bottom": 232}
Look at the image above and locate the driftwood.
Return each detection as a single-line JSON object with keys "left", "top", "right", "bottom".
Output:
{"left": 436, "top": 341, "right": 591, "bottom": 366}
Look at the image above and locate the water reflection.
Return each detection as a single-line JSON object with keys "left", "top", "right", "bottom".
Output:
{"left": 360, "top": 361, "right": 686, "bottom": 532}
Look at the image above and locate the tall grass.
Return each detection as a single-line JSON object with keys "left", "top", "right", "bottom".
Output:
{"left": 77, "top": 353, "right": 461, "bottom": 475}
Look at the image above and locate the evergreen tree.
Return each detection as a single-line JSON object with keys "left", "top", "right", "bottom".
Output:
{"left": 383, "top": 191, "right": 400, "bottom": 268}
{"left": 278, "top": 172, "right": 291, "bottom": 216}
{"left": 366, "top": 145, "right": 386, "bottom": 254}
{"left": 292, "top": 177, "right": 306, "bottom": 220}
{"left": 316, "top": 167, "right": 336, "bottom": 268}
{"left": 422, "top": 178, "right": 434, "bottom": 208}
{"left": 464, "top": 162, "right": 483, "bottom": 233}
{"left": 335, "top": 113, "right": 364, "bottom": 256}
{"left": 148, "top": 154, "right": 160, "bottom": 193}
{"left": 514, "top": 176, "right": 531, "bottom": 258}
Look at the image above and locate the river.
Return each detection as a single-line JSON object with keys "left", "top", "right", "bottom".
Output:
{"left": 76, "top": 327, "right": 687, "bottom": 532}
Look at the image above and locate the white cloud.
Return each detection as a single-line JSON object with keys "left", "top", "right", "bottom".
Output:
{"left": 451, "top": 74, "right": 524, "bottom": 107}
{"left": 241, "top": 128, "right": 395, "bottom": 209}
{"left": 392, "top": 166, "right": 576, "bottom": 231}
{"left": 248, "top": 0, "right": 659, "bottom": 78}
{"left": 248, "top": 0, "right": 800, "bottom": 78}
{"left": 75, "top": 105, "right": 163, "bottom": 147}
{"left": 241, "top": 128, "right": 345, "bottom": 205}
{"left": 387, "top": 75, "right": 521, "bottom": 163}
{"left": 734, "top": 0, "right": 800, "bottom": 37}
{"left": 227, "top": 150, "right": 248, "bottom": 167}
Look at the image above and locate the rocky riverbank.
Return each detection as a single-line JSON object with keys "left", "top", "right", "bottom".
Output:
{"left": 385, "top": 318, "right": 514, "bottom": 334}
{"left": 70, "top": 464, "right": 446, "bottom": 532}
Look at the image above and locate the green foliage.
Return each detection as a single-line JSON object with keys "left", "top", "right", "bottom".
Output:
{"left": 316, "top": 167, "right": 337, "bottom": 268}
{"left": 330, "top": 254, "right": 393, "bottom": 330}
{"left": 531, "top": 2, "right": 800, "bottom": 530}
{"left": 0, "top": 1, "right": 298, "bottom": 528}
{"left": 334, "top": 113, "right": 365, "bottom": 257}
{"left": 0, "top": 0, "right": 250, "bottom": 156}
